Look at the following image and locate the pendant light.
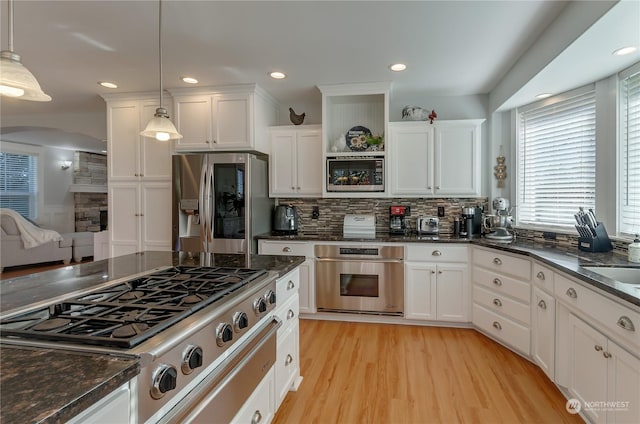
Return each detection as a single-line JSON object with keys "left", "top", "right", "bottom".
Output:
{"left": 140, "top": 0, "right": 182, "bottom": 141}
{"left": 0, "top": 0, "right": 51, "bottom": 101}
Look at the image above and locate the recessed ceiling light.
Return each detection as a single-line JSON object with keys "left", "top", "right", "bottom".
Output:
{"left": 389, "top": 63, "right": 407, "bottom": 72}
{"left": 181, "top": 77, "right": 198, "bottom": 84}
{"left": 536, "top": 93, "right": 552, "bottom": 99}
{"left": 613, "top": 46, "right": 637, "bottom": 56}
{"left": 270, "top": 71, "right": 286, "bottom": 79}
{"left": 98, "top": 81, "right": 118, "bottom": 89}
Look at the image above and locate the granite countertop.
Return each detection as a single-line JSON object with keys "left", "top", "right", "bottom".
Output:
{"left": 0, "top": 345, "right": 139, "bottom": 424}
{"left": 256, "top": 231, "right": 470, "bottom": 243}
{"left": 0, "top": 251, "right": 305, "bottom": 424}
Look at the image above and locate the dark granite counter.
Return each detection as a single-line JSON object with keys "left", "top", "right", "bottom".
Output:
{"left": 256, "top": 231, "right": 471, "bottom": 243}
{"left": 0, "top": 345, "right": 139, "bottom": 424}
{"left": 0, "top": 251, "right": 304, "bottom": 424}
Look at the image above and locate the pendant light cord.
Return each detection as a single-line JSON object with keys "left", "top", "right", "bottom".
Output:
{"left": 7, "top": 0, "right": 14, "bottom": 52}
{"left": 158, "top": 0, "right": 163, "bottom": 108}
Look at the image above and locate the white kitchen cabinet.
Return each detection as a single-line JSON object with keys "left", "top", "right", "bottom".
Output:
{"left": 171, "top": 84, "right": 278, "bottom": 154}
{"left": 389, "top": 119, "right": 483, "bottom": 197}
{"left": 108, "top": 181, "right": 172, "bottom": 258}
{"left": 269, "top": 125, "right": 322, "bottom": 197}
{"left": 405, "top": 245, "right": 470, "bottom": 322}
{"left": 231, "top": 367, "right": 275, "bottom": 424}
{"left": 104, "top": 95, "right": 173, "bottom": 182}
{"left": 532, "top": 286, "right": 555, "bottom": 381}
{"left": 67, "top": 383, "right": 131, "bottom": 424}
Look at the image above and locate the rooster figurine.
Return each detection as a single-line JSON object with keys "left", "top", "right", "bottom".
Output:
{"left": 289, "top": 108, "right": 305, "bottom": 125}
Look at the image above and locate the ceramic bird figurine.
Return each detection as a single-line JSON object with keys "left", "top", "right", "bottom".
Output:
{"left": 289, "top": 108, "right": 305, "bottom": 125}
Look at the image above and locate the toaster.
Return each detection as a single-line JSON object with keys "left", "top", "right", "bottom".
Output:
{"left": 417, "top": 216, "right": 439, "bottom": 235}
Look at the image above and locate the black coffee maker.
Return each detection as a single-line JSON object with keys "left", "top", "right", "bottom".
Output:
{"left": 461, "top": 206, "right": 482, "bottom": 237}
{"left": 389, "top": 205, "right": 410, "bottom": 235}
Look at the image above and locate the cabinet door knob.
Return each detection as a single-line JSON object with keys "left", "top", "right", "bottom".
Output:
{"left": 536, "top": 271, "right": 545, "bottom": 280}
{"left": 251, "top": 410, "right": 262, "bottom": 424}
{"left": 213, "top": 139, "right": 217, "bottom": 144}
{"left": 438, "top": 270, "right": 442, "bottom": 274}
{"left": 493, "top": 278, "right": 502, "bottom": 287}
{"left": 134, "top": 173, "right": 139, "bottom": 177}
{"left": 287, "top": 280, "right": 295, "bottom": 290}
{"left": 617, "top": 316, "right": 635, "bottom": 332}
{"left": 435, "top": 186, "right": 440, "bottom": 190}
{"left": 139, "top": 173, "right": 144, "bottom": 177}
{"left": 431, "top": 270, "right": 436, "bottom": 274}
{"left": 594, "top": 345, "right": 603, "bottom": 351}
{"left": 538, "top": 299, "right": 547, "bottom": 310}
{"left": 291, "top": 187, "right": 295, "bottom": 190}
{"left": 296, "top": 187, "right": 301, "bottom": 190}
{"left": 205, "top": 140, "right": 210, "bottom": 144}
{"left": 432, "top": 250, "right": 442, "bottom": 256}
{"left": 603, "top": 351, "right": 612, "bottom": 359}
{"left": 492, "top": 321, "right": 502, "bottom": 330}
{"left": 427, "top": 186, "right": 432, "bottom": 190}
{"left": 566, "top": 288, "right": 577, "bottom": 299}
{"left": 493, "top": 257, "right": 502, "bottom": 265}
{"left": 493, "top": 298, "right": 502, "bottom": 307}
{"left": 282, "top": 247, "right": 291, "bottom": 253}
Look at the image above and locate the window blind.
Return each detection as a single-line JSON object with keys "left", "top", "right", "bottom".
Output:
{"left": 620, "top": 67, "right": 640, "bottom": 235}
{"left": 518, "top": 90, "right": 596, "bottom": 227}
{"left": 0, "top": 152, "right": 38, "bottom": 218}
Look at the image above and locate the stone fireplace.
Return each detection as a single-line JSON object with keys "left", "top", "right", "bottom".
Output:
{"left": 73, "top": 151, "right": 107, "bottom": 232}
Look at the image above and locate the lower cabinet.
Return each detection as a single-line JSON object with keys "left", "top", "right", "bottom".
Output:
{"left": 67, "top": 383, "right": 131, "bottom": 424}
{"left": 231, "top": 367, "right": 275, "bottom": 424}
{"left": 532, "top": 287, "right": 555, "bottom": 381}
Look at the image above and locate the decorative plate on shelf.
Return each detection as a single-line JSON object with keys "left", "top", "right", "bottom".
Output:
{"left": 345, "top": 126, "right": 372, "bottom": 151}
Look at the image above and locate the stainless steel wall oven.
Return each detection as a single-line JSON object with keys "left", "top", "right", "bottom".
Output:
{"left": 315, "top": 245, "right": 404, "bottom": 315}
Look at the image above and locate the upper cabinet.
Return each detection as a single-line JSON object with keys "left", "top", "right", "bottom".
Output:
{"left": 389, "top": 119, "right": 484, "bottom": 197}
{"left": 170, "top": 84, "right": 278, "bottom": 154}
{"left": 103, "top": 94, "right": 173, "bottom": 182}
{"left": 269, "top": 125, "right": 322, "bottom": 197}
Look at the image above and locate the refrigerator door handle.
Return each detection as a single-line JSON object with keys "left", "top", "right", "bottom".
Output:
{"left": 199, "top": 158, "right": 209, "bottom": 251}
{"left": 206, "top": 164, "right": 215, "bottom": 246}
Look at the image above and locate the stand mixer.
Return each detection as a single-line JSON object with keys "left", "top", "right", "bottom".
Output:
{"left": 484, "top": 197, "right": 514, "bottom": 242}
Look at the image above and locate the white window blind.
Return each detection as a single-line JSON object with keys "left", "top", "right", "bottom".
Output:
{"left": 619, "top": 66, "right": 640, "bottom": 235}
{"left": 517, "top": 90, "right": 596, "bottom": 227}
{"left": 0, "top": 152, "right": 38, "bottom": 219}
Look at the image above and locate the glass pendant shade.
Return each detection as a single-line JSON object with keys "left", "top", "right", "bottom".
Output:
{"left": 140, "top": 107, "right": 183, "bottom": 140}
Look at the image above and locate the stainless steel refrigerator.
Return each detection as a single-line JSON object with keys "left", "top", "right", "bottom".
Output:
{"left": 172, "top": 153, "right": 273, "bottom": 254}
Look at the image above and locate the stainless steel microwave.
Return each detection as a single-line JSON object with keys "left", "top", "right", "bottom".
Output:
{"left": 326, "top": 156, "right": 385, "bottom": 192}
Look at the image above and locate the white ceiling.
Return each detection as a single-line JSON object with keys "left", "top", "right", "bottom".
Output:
{"left": 0, "top": 0, "right": 638, "bottom": 152}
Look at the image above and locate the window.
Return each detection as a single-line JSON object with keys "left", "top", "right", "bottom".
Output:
{"left": 0, "top": 152, "right": 39, "bottom": 219}
{"left": 619, "top": 64, "right": 640, "bottom": 236}
{"left": 517, "top": 87, "right": 596, "bottom": 228}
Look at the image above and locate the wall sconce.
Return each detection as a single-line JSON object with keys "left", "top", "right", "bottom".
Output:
{"left": 61, "top": 160, "right": 72, "bottom": 170}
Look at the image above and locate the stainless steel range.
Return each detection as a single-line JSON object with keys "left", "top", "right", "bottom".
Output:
{"left": 0, "top": 265, "right": 280, "bottom": 423}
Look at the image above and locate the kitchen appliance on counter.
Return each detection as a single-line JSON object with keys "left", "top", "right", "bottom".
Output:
{"left": 173, "top": 153, "right": 273, "bottom": 254}
{"left": 389, "top": 205, "right": 410, "bottom": 235}
{"left": 0, "top": 265, "right": 280, "bottom": 424}
{"left": 483, "top": 197, "right": 514, "bottom": 242}
{"left": 417, "top": 216, "right": 439, "bottom": 235}
{"left": 343, "top": 214, "right": 376, "bottom": 239}
{"left": 461, "top": 206, "right": 483, "bottom": 237}
{"left": 326, "top": 155, "right": 385, "bottom": 192}
{"left": 273, "top": 204, "right": 299, "bottom": 234}
{"left": 315, "top": 245, "right": 404, "bottom": 315}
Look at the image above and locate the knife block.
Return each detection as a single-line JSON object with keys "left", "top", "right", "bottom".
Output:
{"left": 577, "top": 222, "right": 613, "bottom": 253}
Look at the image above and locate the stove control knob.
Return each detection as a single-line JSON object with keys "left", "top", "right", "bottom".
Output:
{"left": 150, "top": 364, "right": 178, "bottom": 399}
{"left": 216, "top": 323, "right": 233, "bottom": 346}
{"left": 264, "top": 290, "right": 276, "bottom": 306}
{"left": 253, "top": 297, "right": 267, "bottom": 316}
{"left": 181, "top": 345, "right": 204, "bottom": 375}
{"left": 233, "top": 311, "right": 249, "bottom": 332}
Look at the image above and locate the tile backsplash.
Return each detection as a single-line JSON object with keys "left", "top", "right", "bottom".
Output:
{"left": 276, "top": 197, "right": 488, "bottom": 234}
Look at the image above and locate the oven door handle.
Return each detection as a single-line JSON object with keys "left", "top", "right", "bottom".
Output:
{"left": 316, "top": 257, "right": 403, "bottom": 264}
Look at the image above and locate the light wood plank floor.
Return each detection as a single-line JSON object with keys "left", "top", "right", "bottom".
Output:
{"left": 274, "top": 319, "right": 583, "bottom": 424}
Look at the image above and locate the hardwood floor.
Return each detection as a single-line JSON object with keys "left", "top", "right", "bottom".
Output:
{"left": 274, "top": 319, "right": 583, "bottom": 424}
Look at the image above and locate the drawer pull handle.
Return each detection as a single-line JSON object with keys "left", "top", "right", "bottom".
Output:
{"left": 493, "top": 257, "right": 502, "bottom": 265}
{"left": 287, "top": 280, "right": 295, "bottom": 290}
{"left": 287, "top": 309, "right": 295, "bottom": 320}
{"left": 566, "top": 288, "right": 577, "bottom": 299}
{"left": 538, "top": 299, "right": 547, "bottom": 310}
{"left": 285, "top": 354, "right": 293, "bottom": 366}
{"left": 617, "top": 316, "right": 636, "bottom": 332}
{"left": 251, "top": 410, "right": 262, "bottom": 424}
{"left": 493, "top": 278, "right": 502, "bottom": 287}
{"left": 282, "top": 247, "right": 291, "bottom": 253}
{"left": 432, "top": 250, "right": 442, "bottom": 256}
{"left": 536, "top": 271, "right": 545, "bottom": 280}
{"left": 492, "top": 321, "right": 502, "bottom": 330}
{"left": 603, "top": 351, "right": 612, "bottom": 359}
{"left": 594, "top": 345, "right": 603, "bottom": 352}
{"left": 493, "top": 298, "right": 502, "bottom": 307}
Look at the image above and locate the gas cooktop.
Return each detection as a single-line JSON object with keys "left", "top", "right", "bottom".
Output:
{"left": 0, "top": 266, "right": 267, "bottom": 349}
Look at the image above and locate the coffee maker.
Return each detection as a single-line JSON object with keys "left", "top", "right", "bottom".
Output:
{"left": 460, "top": 206, "right": 483, "bottom": 238}
{"left": 483, "top": 197, "right": 514, "bottom": 242}
{"left": 389, "top": 205, "right": 410, "bottom": 235}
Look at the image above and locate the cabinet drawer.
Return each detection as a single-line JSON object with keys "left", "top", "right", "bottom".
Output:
{"left": 259, "top": 240, "right": 313, "bottom": 257}
{"left": 473, "top": 285, "right": 530, "bottom": 325}
{"left": 231, "top": 367, "right": 275, "bottom": 424}
{"left": 555, "top": 273, "right": 640, "bottom": 352}
{"left": 473, "top": 303, "right": 531, "bottom": 356}
{"left": 473, "top": 248, "right": 531, "bottom": 281}
{"left": 276, "top": 267, "right": 300, "bottom": 307}
{"left": 275, "top": 320, "right": 299, "bottom": 408}
{"left": 532, "top": 262, "right": 555, "bottom": 294}
{"left": 275, "top": 295, "right": 299, "bottom": 338}
{"left": 405, "top": 244, "right": 468, "bottom": 262}
{"left": 473, "top": 266, "right": 531, "bottom": 303}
